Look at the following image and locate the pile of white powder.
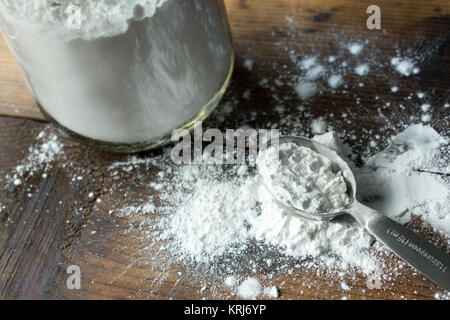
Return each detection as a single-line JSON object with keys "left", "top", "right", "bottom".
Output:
{"left": 3, "top": 118, "right": 448, "bottom": 299}
{"left": 357, "top": 125, "right": 450, "bottom": 235}
{"left": 110, "top": 123, "right": 448, "bottom": 292}
{"left": 116, "top": 132, "right": 378, "bottom": 272}
{"left": 257, "top": 142, "right": 350, "bottom": 214}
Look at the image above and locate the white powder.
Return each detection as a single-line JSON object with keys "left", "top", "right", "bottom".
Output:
{"left": 0, "top": 0, "right": 168, "bottom": 40}
{"left": 160, "top": 181, "right": 249, "bottom": 263}
{"left": 311, "top": 117, "right": 328, "bottom": 134}
{"left": 355, "top": 63, "right": 370, "bottom": 76}
{"left": 294, "top": 57, "right": 328, "bottom": 100}
{"left": 244, "top": 174, "right": 378, "bottom": 272}
{"left": 295, "top": 81, "right": 317, "bottom": 100}
{"left": 126, "top": 131, "right": 380, "bottom": 274}
{"left": 341, "top": 282, "right": 350, "bottom": 291}
{"left": 15, "top": 121, "right": 435, "bottom": 300}
{"left": 348, "top": 43, "right": 363, "bottom": 55}
{"left": 120, "top": 202, "right": 156, "bottom": 217}
{"left": 113, "top": 124, "right": 449, "bottom": 280}
{"left": 292, "top": 44, "right": 379, "bottom": 100}
{"left": 391, "top": 57, "right": 418, "bottom": 76}
{"left": 306, "top": 65, "right": 326, "bottom": 81}
{"left": 264, "top": 286, "right": 279, "bottom": 298}
{"left": 300, "top": 57, "right": 317, "bottom": 70}
{"left": 328, "top": 74, "right": 343, "bottom": 88}
{"left": 421, "top": 104, "right": 431, "bottom": 112}
{"left": 148, "top": 160, "right": 256, "bottom": 264}
{"left": 359, "top": 124, "right": 450, "bottom": 235}
{"left": 224, "top": 276, "right": 238, "bottom": 287}
{"left": 3, "top": 11, "right": 448, "bottom": 299}
{"left": 244, "top": 59, "right": 254, "bottom": 71}
{"left": 6, "top": 129, "right": 64, "bottom": 185}
{"left": 257, "top": 143, "right": 350, "bottom": 213}
{"left": 421, "top": 114, "right": 432, "bottom": 122}
{"left": 237, "top": 277, "right": 261, "bottom": 299}
{"left": 366, "top": 124, "right": 448, "bottom": 175}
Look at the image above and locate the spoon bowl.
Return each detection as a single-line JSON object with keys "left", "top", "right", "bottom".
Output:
{"left": 267, "top": 136, "right": 357, "bottom": 221}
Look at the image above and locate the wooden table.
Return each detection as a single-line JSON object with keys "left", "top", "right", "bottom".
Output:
{"left": 0, "top": 0, "right": 449, "bottom": 300}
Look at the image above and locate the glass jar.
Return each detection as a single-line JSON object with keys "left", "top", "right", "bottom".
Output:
{"left": 0, "top": 0, "right": 234, "bottom": 152}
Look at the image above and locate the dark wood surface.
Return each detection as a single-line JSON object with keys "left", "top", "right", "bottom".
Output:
{"left": 0, "top": 0, "right": 449, "bottom": 299}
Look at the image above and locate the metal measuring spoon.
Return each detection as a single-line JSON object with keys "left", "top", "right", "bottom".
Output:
{"left": 263, "top": 136, "right": 450, "bottom": 291}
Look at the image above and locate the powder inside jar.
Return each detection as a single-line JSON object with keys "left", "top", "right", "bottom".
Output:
{"left": 0, "top": 0, "right": 233, "bottom": 145}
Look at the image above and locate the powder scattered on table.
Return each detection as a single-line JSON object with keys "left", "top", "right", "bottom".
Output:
{"left": 348, "top": 43, "right": 364, "bottom": 55}
{"left": 5, "top": 129, "right": 64, "bottom": 186}
{"left": 237, "top": 277, "right": 261, "bottom": 300}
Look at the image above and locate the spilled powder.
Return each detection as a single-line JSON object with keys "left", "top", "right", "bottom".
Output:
{"left": 224, "top": 276, "right": 238, "bottom": 287}
{"left": 5, "top": 129, "right": 64, "bottom": 186}
{"left": 284, "top": 41, "right": 424, "bottom": 104}
{"left": 2, "top": 101, "right": 448, "bottom": 300}
{"left": 391, "top": 57, "right": 420, "bottom": 76}
{"left": 328, "top": 74, "right": 343, "bottom": 89}
{"left": 109, "top": 124, "right": 449, "bottom": 274}
{"left": 310, "top": 117, "right": 327, "bottom": 134}
{"left": 348, "top": 43, "right": 364, "bottom": 55}
{"left": 355, "top": 63, "right": 370, "bottom": 76}
{"left": 237, "top": 277, "right": 261, "bottom": 300}
{"left": 295, "top": 80, "right": 317, "bottom": 100}
{"left": 264, "top": 286, "right": 280, "bottom": 298}
{"left": 104, "top": 123, "right": 449, "bottom": 300}
{"left": 159, "top": 180, "right": 249, "bottom": 263}
{"left": 139, "top": 131, "right": 380, "bottom": 272}
{"left": 358, "top": 124, "right": 450, "bottom": 235}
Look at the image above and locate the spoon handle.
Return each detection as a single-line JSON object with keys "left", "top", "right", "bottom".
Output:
{"left": 351, "top": 201, "right": 450, "bottom": 292}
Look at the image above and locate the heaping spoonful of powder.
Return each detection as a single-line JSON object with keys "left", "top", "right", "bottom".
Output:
{"left": 256, "top": 136, "right": 450, "bottom": 291}
{"left": 257, "top": 142, "right": 350, "bottom": 214}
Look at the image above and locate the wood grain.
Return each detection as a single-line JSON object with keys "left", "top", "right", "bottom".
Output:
{"left": 0, "top": 0, "right": 449, "bottom": 300}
